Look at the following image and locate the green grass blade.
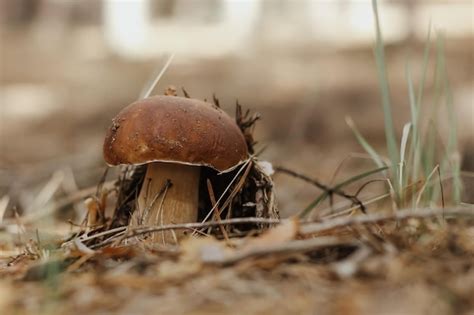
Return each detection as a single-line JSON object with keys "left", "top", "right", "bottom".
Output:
{"left": 298, "top": 192, "right": 329, "bottom": 218}
{"left": 405, "top": 63, "right": 421, "bottom": 192}
{"left": 299, "top": 166, "right": 389, "bottom": 218}
{"left": 406, "top": 65, "right": 418, "bottom": 130}
{"left": 423, "top": 121, "right": 437, "bottom": 176}
{"left": 411, "top": 23, "right": 432, "bottom": 205}
{"left": 346, "top": 116, "right": 386, "bottom": 169}
{"left": 436, "top": 33, "right": 462, "bottom": 204}
{"left": 333, "top": 166, "right": 389, "bottom": 190}
{"left": 416, "top": 21, "right": 432, "bottom": 109}
{"left": 421, "top": 31, "right": 445, "bottom": 202}
{"left": 371, "top": 0, "right": 399, "bottom": 180}
{"left": 405, "top": 63, "right": 419, "bottom": 187}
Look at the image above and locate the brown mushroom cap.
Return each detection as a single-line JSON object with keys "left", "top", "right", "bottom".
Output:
{"left": 103, "top": 95, "right": 248, "bottom": 172}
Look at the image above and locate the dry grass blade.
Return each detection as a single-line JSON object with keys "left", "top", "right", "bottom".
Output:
{"left": 321, "top": 193, "right": 392, "bottom": 219}
{"left": 0, "top": 196, "right": 9, "bottom": 223}
{"left": 206, "top": 179, "right": 230, "bottom": 242}
{"left": 142, "top": 180, "right": 172, "bottom": 225}
{"left": 214, "top": 161, "right": 253, "bottom": 216}
{"left": 1, "top": 180, "right": 116, "bottom": 228}
{"left": 415, "top": 165, "right": 440, "bottom": 209}
{"left": 139, "top": 54, "right": 175, "bottom": 99}
{"left": 199, "top": 158, "right": 252, "bottom": 225}
{"left": 26, "top": 170, "right": 64, "bottom": 214}
{"left": 73, "top": 238, "right": 95, "bottom": 255}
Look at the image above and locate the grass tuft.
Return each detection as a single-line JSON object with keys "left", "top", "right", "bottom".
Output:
{"left": 347, "top": 1, "right": 462, "bottom": 210}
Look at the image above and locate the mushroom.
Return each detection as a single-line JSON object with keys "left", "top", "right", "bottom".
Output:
{"left": 103, "top": 95, "right": 248, "bottom": 241}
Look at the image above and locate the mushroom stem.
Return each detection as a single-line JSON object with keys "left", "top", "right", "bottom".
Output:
{"left": 134, "top": 162, "right": 200, "bottom": 243}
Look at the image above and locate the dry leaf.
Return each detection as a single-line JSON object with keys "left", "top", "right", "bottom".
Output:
{"left": 241, "top": 218, "right": 299, "bottom": 251}
{"left": 0, "top": 282, "right": 12, "bottom": 312}
{"left": 159, "top": 237, "right": 229, "bottom": 280}
{"left": 100, "top": 246, "right": 136, "bottom": 259}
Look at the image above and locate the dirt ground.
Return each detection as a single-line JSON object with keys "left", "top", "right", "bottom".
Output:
{"left": 1, "top": 210, "right": 473, "bottom": 315}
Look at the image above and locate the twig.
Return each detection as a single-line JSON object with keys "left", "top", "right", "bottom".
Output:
{"left": 76, "top": 226, "right": 127, "bottom": 243}
{"left": 328, "top": 153, "right": 377, "bottom": 185}
{"left": 354, "top": 179, "right": 388, "bottom": 198}
{"left": 300, "top": 207, "right": 474, "bottom": 235}
{"left": 71, "top": 207, "right": 473, "bottom": 250}
{"left": 275, "top": 166, "right": 366, "bottom": 213}
{"left": 89, "top": 217, "right": 281, "bottom": 248}
{"left": 204, "top": 236, "right": 357, "bottom": 265}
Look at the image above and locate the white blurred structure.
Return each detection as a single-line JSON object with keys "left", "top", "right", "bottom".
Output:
{"left": 103, "top": 0, "right": 152, "bottom": 58}
{"left": 100, "top": 0, "right": 473, "bottom": 59}
{"left": 3, "top": 0, "right": 472, "bottom": 59}
{"left": 102, "top": 0, "right": 260, "bottom": 58}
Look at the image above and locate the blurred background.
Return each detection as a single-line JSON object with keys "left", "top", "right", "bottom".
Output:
{"left": 0, "top": 0, "right": 472, "bottom": 216}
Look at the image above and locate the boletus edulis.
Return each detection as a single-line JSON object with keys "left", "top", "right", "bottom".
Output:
{"left": 103, "top": 95, "right": 248, "bottom": 242}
